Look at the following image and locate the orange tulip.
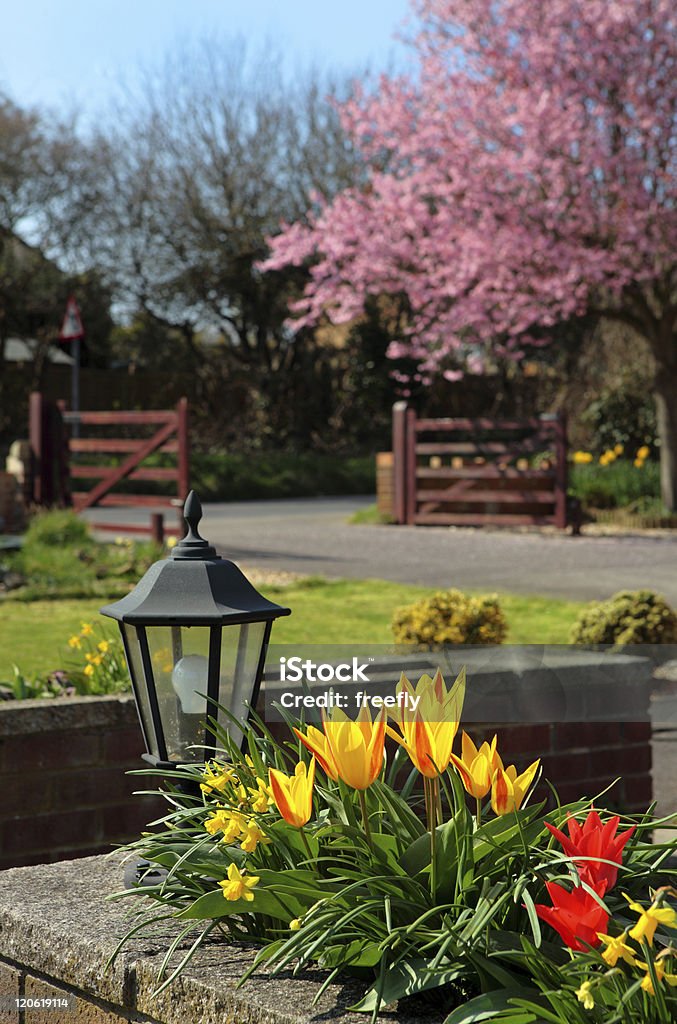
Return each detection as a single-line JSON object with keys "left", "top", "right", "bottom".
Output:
{"left": 269, "top": 759, "right": 316, "bottom": 828}
{"left": 387, "top": 668, "right": 465, "bottom": 779}
{"left": 491, "top": 760, "right": 540, "bottom": 815}
{"left": 293, "top": 724, "right": 339, "bottom": 781}
{"left": 450, "top": 732, "right": 502, "bottom": 798}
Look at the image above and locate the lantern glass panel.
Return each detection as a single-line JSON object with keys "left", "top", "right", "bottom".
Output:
{"left": 217, "top": 621, "right": 267, "bottom": 746}
{"left": 121, "top": 624, "right": 160, "bottom": 759}
{"left": 146, "top": 625, "right": 212, "bottom": 762}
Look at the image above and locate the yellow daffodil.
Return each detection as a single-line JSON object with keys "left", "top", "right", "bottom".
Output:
{"left": 205, "top": 809, "right": 246, "bottom": 843}
{"left": 387, "top": 669, "right": 465, "bottom": 779}
{"left": 219, "top": 863, "right": 259, "bottom": 902}
{"left": 83, "top": 664, "right": 95, "bottom": 678}
{"left": 80, "top": 622, "right": 93, "bottom": 636}
{"left": 97, "top": 640, "right": 110, "bottom": 654}
{"left": 269, "top": 759, "right": 316, "bottom": 827}
{"left": 625, "top": 894, "right": 677, "bottom": 945}
{"left": 166, "top": 536, "right": 178, "bottom": 549}
{"left": 491, "top": 760, "right": 540, "bottom": 815}
{"left": 575, "top": 980, "right": 595, "bottom": 1010}
{"left": 450, "top": 732, "right": 501, "bottom": 798}
{"left": 614, "top": 444, "right": 624, "bottom": 455}
{"left": 572, "top": 451, "right": 593, "bottom": 464}
{"left": 294, "top": 724, "right": 339, "bottom": 781}
{"left": 248, "top": 778, "right": 273, "bottom": 813}
{"left": 290, "top": 918, "right": 302, "bottom": 931}
{"left": 200, "top": 762, "right": 236, "bottom": 795}
{"left": 86, "top": 653, "right": 103, "bottom": 666}
{"left": 634, "top": 458, "right": 645, "bottom": 468}
{"left": 597, "top": 930, "right": 638, "bottom": 967}
{"left": 68, "top": 635, "right": 82, "bottom": 649}
{"left": 239, "top": 819, "right": 269, "bottom": 853}
{"left": 636, "top": 959, "right": 677, "bottom": 996}
{"left": 637, "top": 446, "right": 650, "bottom": 459}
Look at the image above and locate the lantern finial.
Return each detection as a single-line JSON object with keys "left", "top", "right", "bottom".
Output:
{"left": 171, "top": 490, "right": 217, "bottom": 560}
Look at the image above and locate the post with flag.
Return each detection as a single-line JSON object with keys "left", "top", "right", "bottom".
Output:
{"left": 59, "top": 296, "right": 85, "bottom": 438}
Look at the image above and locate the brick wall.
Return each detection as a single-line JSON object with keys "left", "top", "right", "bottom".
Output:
{"left": 0, "top": 696, "right": 164, "bottom": 870}
{"left": 480, "top": 720, "right": 653, "bottom": 812}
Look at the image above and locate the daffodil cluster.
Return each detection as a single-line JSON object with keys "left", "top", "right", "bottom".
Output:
{"left": 66, "top": 622, "right": 128, "bottom": 694}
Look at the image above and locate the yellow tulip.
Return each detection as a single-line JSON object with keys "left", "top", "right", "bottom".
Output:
{"left": 294, "top": 724, "right": 339, "bottom": 781}
{"left": 387, "top": 669, "right": 465, "bottom": 779}
{"left": 491, "top": 760, "right": 540, "bottom": 815}
{"left": 269, "top": 759, "right": 316, "bottom": 827}
{"left": 322, "top": 706, "right": 386, "bottom": 790}
{"left": 450, "top": 732, "right": 501, "bottom": 798}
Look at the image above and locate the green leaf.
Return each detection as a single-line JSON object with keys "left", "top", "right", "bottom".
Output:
{"left": 351, "top": 960, "right": 468, "bottom": 1013}
{"left": 370, "top": 779, "right": 426, "bottom": 846}
{"left": 473, "top": 805, "right": 545, "bottom": 862}
{"left": 318, "top": 939, "right": 382, "bottom": 969}
{"left": 177, "top": 882, "right": 305, "bottom": 923}
{"left": 442, "top": 987, "right": 542, "bottom": 1024}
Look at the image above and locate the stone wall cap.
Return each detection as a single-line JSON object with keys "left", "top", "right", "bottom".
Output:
{"left": 0, "top": 854, "right": 410, "bottom": 1024}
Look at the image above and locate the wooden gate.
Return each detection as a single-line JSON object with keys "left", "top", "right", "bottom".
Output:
{"left": 29, "top": 393, "right": 190, "bottom": 535}
{"left": 392, "top": 403, "right": 570, "bottom": 529}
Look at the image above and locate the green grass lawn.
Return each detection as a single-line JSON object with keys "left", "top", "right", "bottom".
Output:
{"left": 0, "top": 578, "right": 584, "bottom": 681}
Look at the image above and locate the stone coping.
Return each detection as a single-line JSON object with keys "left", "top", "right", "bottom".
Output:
{"left": 0, "top": 694, "right": 136, "bottom": 736}
{"left": 0, "top": 855, "right": 431, "bottom": 1024}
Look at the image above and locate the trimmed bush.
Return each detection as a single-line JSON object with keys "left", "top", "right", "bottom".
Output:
{"left": 391, "top": 588, "right": 508, "bottom": 646}
{"left": 570, "top": 589, "right": 677, "bottom": 645}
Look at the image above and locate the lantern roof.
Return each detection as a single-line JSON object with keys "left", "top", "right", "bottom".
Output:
{"left": 100, "top": 491, "right": 291, "bottom": 627}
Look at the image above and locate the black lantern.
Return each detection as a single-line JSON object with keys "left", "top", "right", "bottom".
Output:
{"left": 101, "top": 491, "right": 290, "bottom": 768}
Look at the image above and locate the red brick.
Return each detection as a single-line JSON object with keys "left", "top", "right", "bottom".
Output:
{"left": 623, "top": 722, "right": 652, "bottom": 742}
{"left": 553, "top": 722, "right": 622, "bottom": 750}
{"left": 0, "top": 773, "right": 54, "bottom": 818}
{"left": 101, "top": 727, "right": 146, "bottom": 765}
{"left": 0, "top": 808, "right": 102, "bottom": 857}
{"left": 623, "top": 776, "right": 653, "bottom": 806}
{"left": 0, "top": 731, "right": 101, "bottom": 771}
{"left": 588, "top": 747, "right": 643, "bottom": 778}
{"left": 52, "top": 769, "right": 138, "bottom": 810}
{"left": 102, "top": 799, "right": 162, "bottom": 841}
{"left": 497, "top": 724, "right": 552, "bottom": 757}
{"left": 543, "top": 750, "right": 590, "bottom": 785}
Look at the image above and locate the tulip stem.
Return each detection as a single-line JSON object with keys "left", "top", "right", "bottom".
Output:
{"left": 358, "top": 790, "right": 374, "bottom": 852}
{"left": 425, "top": 777, "right": 439, "bottom": 900}
{"left": 299, "top": 827, "right": 313, "bottom": 862}
{"left": 475, "top": 798, "right": 482, "bottom": 830}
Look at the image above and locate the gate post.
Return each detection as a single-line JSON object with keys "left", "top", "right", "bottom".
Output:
{"left": 392, "top": 402, "right": 408, "bottom": 525}
{"left": 405, "top": 406, "right": 417, "bottom": 525}
{"left": 554, "top": 413, "right": 568, "bottom": 529}
{"left": 177, "top": 397, "right": 190, "bottom": 533}
{"left": 29, "top": 392, "right": 44, "bottom": 505}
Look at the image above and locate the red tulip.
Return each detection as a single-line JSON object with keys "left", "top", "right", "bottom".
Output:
{"left": 534, "top": 881, "right": 609, "bottom": 951}
{"left": 545, "top": 811, "right": 635, "bottom": 892}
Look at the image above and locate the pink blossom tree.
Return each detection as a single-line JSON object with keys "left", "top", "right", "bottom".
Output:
{"left": 262, "top": 0, "right": 677, "bottom": 507}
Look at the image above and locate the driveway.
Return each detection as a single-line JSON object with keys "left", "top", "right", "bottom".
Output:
{"left": 85, "top": 495, "right": 677, "bottom": 603}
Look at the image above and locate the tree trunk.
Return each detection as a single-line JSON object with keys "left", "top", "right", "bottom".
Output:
{"left": 654, "top": 368, "right": 677, "bottom": 512}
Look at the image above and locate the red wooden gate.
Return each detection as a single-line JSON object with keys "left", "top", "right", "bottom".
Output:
{"left": 392, "top": 403, "right": 571, "bottom": 529}
{"left": 29, "top": 394, "right": 190, "bottom": 536}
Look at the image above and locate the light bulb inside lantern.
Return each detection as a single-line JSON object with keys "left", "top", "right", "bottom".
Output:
{"left": 171, "top": 655, "right": 209, "bottom": 714}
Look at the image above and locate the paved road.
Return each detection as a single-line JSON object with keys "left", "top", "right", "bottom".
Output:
{"left": 85, "top": 495, "right": 677, "bottom": 603}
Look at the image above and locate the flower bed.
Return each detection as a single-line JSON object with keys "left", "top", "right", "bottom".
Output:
{"left": 109, "top": 667, "right": 676, "bottom": 1022}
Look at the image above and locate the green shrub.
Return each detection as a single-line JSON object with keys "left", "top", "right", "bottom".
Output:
{"left": 570, "top": 589, "right": 677, "bottom": 645}
{"left": 25, "top": 509, "right": 91, "bottom": 547}
{"left": 391, "top": 588, "right": 508, "bottom": 646}
{"left": 569, "top": 459, "right": 660, "bottom": 510}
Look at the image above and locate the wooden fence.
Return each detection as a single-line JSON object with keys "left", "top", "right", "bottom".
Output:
{"left": 392, "top": 403, "right": 571, "bottom": 529}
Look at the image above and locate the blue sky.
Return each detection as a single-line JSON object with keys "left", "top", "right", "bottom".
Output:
{"left": 1, "top": 1, "right": 412, "bottom": 115}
